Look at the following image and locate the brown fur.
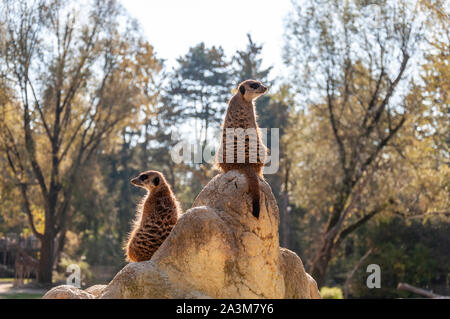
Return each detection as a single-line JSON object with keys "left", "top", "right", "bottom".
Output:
{"left": 125, "top": 170, "right": 181, "bottom": 262}
{"left": 216, "top": 79, "right": 268, "bottom": 218}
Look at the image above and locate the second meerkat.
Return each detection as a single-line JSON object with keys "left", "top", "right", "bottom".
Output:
{"left": 217, "top": 79, "right": 268, "bottom": 218}
{"left": 125, "top": 170, "right": 181, "bottom": 262}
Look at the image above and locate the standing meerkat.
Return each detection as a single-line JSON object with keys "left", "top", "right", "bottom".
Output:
{"left": 125, "top": 170, "right": 181, "bottom": 262}
{"left": 216, "top": 79, "right": 268, "bottom": 218}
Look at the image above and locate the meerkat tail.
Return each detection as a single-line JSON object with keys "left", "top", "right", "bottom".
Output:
{"left": 242, "top": 167, "right": 260, "bottom": 219}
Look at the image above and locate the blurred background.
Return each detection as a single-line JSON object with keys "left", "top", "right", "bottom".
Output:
{"left": 0, "top": 0, "right": 448, "bottom": 299}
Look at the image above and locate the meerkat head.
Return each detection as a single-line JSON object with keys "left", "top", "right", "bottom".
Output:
{"left": 130, "top": 170, "right": 165, "bottom": 191}
{"left": 237, "top": 79, "right": 268, "bottom": 102}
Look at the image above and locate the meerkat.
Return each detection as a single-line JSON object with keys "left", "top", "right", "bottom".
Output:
{"left": 125, "top": 170, "right": 181, "bottom": 262}
{"left": 216, "top": 79, "right": 268, "bottom": 218}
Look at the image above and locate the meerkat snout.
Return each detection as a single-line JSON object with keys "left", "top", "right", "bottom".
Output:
{"left": 130, "top": 171, "right": 161, "bottom": 190}
{"left": 251, "top": 82, "right": 268, "bottom": 93}
{"left": 238, "top": 79, "right": 268, "bottom": 102}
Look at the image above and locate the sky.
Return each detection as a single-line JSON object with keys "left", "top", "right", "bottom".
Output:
{"left": 120, "top": 0, "right": 293, "bottom": 79}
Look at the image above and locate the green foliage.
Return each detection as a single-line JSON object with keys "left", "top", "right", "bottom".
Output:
{"left": 0, "top": 267, "right": 14, "bottom": 278}
{"left": 342, "top": 216, "right": 450, "bottom": 298}
{"left": 320, "top": 286, "right": 343, "bottom": 299}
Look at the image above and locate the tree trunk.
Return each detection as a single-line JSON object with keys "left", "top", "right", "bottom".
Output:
{"left": 279, "top": 164, "right": 290, "bottom": 248}
{"left": 53, "top": 227, "right": 67, "bottom": 268}
{"left": 310, "top": 239, "right": 334, "bottom": 288}
{"left": 38, "top": 233, "right": 54, "bottom": 284}
{"left": 280, "top": 190, "right": 290, "bottom": 248}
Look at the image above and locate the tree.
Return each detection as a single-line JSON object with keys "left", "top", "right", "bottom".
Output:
{"left": 0, "top": 0, "right": 161, "bottom": 283}
{"left": 159, "top": 43, "right": 232, "bottom": 200}
{"left": 233, "top": 34, "right": 272, "bottom": 84}
{"left": 164, "top": 43, "right": 232, "bottom": 149}
{"left": 284, "top": 0, "right": 436, "bottom": 286}
{"left": 418, "top": 0, "right": 449, "bottom": 158}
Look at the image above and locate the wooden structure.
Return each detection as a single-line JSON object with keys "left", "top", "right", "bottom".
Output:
{"left": 0, "top": 235, "right": 40, "bottom": 283}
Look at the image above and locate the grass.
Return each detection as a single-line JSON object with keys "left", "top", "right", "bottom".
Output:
{"left": 0, "top": 278, "right": 14, "bottom": 283}
{"left": 0, "top": 278, "right": 34, "bottom": 284}
{"left": 0, "top": 293, "right": 43, "bottom": 299}
{"left": 0, "top": 277, "right": 45, "bottom": 299}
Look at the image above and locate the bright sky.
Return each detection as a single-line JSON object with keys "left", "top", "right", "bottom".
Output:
{"left": 120, "top": 0, "right": 293, "bottom": 79}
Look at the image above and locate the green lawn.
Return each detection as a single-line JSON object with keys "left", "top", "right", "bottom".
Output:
{"left": 0, "top": 293, "right": 43, "bottom": 299}
{"left": 0, "top": 277, "right": 45, "bottom": 298}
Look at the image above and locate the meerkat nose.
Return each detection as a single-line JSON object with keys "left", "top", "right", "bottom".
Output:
{"left": 130, "top": 177, "right": 140, "bottom": 185}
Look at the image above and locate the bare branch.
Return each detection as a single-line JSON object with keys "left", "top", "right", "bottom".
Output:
{"left": 23, "top": 100, "right": 48, "bottom": 199}
{"left": 25, "top": 75, "right": 52, "bottom": 140}
{"left": 397, "top": 283, "right": 449, "bottom": 299}
{"left": 2, "top": 138, "right": 43, "bottom": 240}
{"left": 326, "top": 80, "right": 347, "bottom": 173}
{"left": 344, "top": 247, "right": 375, "bottom": 298}
{"left": 363, "top": 52, "right": 410, "bottom": 137}
{"left": 407, "top": 211, "right": 450, "bottom": 219}
{"left": 358, "top": 115, "right": 406, "bottom": 181}
{"left": 18, "top": 182, "right": 44, "bottom": 240}
{"left": 336, "top": 207, "right": 383, "bottom": 247}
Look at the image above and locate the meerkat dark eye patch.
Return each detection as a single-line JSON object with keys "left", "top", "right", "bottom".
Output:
{"left": 239, "top": 85, "right": 246, "bottom": 95}
{"left": 153, "top": 177, "right": 160, "bottom": 186}
{"left": 249, "top": 83, "right": 260, "bottom": 89}
{"left": 139, "top": 174, "right": 148, "bottom": 181}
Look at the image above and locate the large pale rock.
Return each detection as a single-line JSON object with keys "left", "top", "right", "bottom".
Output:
{"left": 100, "top": 171, "right": 319, "bottom": 299}
{"left": 102, "top": 171, "right": 284, "bottom": 298}
{"left": 85, "top": 284, "right": 107, "bottom": 297}
{"left": 100, "top": 260, "right": 210, "bottom": 298}
{"left": 280, "top": 248, "right": 321, "bottom": 299}
{"left": 44, "top": 171, "right": 320, "bottom": 299}
{"left": 42, "top": 285, "right": 95, "bottom": 299}
{"left": 306, "top": 273, "right": 322, "bottom": 299}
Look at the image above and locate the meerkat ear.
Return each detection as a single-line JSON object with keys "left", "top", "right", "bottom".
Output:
{"left": 239, "top": 85, "right": 245, "bottom": 95}
{"left": 152, "top": 176, "right": 160, "bottom": 186}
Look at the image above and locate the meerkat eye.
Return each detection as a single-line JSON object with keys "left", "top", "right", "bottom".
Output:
{"left": 249, "top": 83, "right": 260, "bottom": 89}
{"left": 153, "top": 177, "right": 160, "bottom": 186}
{"left": 139, "top": 174, "right": 148, "bottom": 181}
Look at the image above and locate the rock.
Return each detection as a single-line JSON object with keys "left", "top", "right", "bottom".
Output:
{"left": 42, "top": 285, "right": 95, "bottom": 299}
{"left": 99, "top": 259, "right": 210, "bottom": 299}
{"left": 44, "top": 171, "right": 320, "bottom": 299}
{"left": 306, "top": 273, "right": 321, "bottom": 299}
{"left": 85, "top": 284, "right": 107, "bottom": 297}
{"left": 279, "top": 248, "right": 321, "bottom": 299}
{"left": 100, "top": 171, "right": 319, "bottom": 299}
